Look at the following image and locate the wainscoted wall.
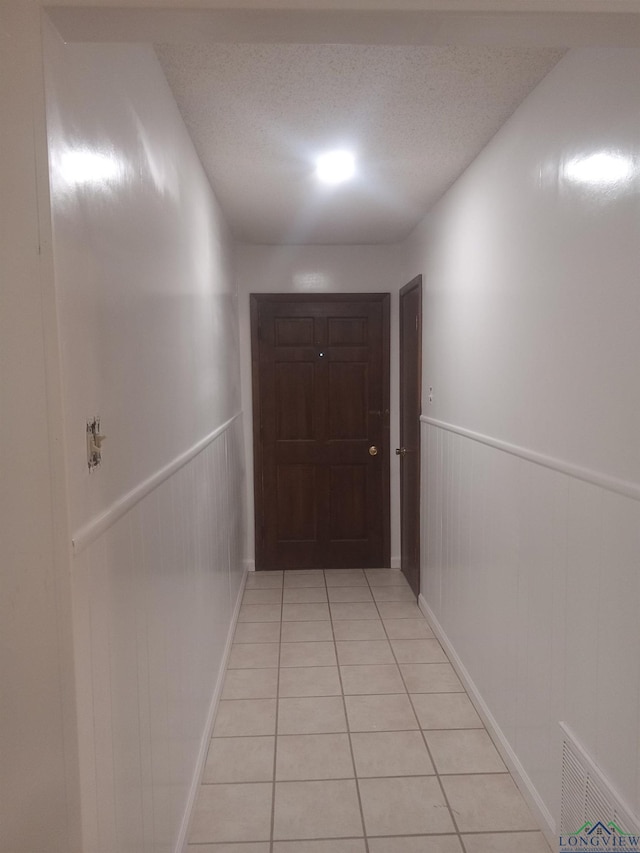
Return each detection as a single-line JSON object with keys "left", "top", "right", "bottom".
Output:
{"left": 420, "top": 419, "right": 640, "bottom": 833}
{"left": 406, "top": 48, "right": 640, "bottom": 836}
{"left": 44, "top": 26, "right": 245, "bottom": 853}
{"left": 72, "top": 416, "right": 244, "bottom": 853}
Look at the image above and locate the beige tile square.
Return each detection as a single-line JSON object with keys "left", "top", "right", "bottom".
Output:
{"left": 243, "top": 588, "right": 282, "bottom": 606}
{"left": 462, "top": 832, "right": 551, "bottom": 853}
{"left": 328, "top": 586, "right": 373, "bottom": 602}
{"left": 351, "top": 730, "right": 434, "bottom": 777}
{"left": 213, "top": 699, "right": 276, "bottom": 737}
{"left": 400, "top": 663, "right": 464, "bottom": 693}
{"left": 365, "top": 569, "right": 408, "bottom": 586}
{"left": 340, "top": 664, "right": 405, "bottom": 695}
{"left": 203, "top": 736, "right": 275, "bottom": 783}
{"left": 233, "top": 621, "right": 281, "bottom": 644}
{"left": 222, "top": 668, "right": 278, "bottom": 700}
{"left": 330, "top": 602, "right": 379, "bottom": 620}
{"left": 359, "top": 776, "right": 455, "bottom": 836}
{"left": 279, "top": 666, "right": 342, "bottom": 697}
{"left": 324, "top": 569, "right": 368, "bottom": 587}
{"left": 274, "top": 842, "right": 366, "bottom": 853}
{"left": 189, "top": 782, "right": 272, "bottom": 843}
{"left": 368, "top": 837, "right": 463, "bottom": 853}
{"left": 278, "top": 696, "right": 347, "bottom": 734}
{"left": 246, "top": 571, "right": 283, "bottom": 589}
{"left": 345, "top": 693, "right": 418, "bottom": 731}
{"left": 442, "top": 774, "right": 539, "bottom": 832}
{"left": 274, "top": 779, "right": 363, "bottom": 839}
{"left": 390, "top": 638, "right": 448, "bottom": 663}
{"left": 412, "top": 693, "right": 482, "bottom": 729}
{"left": 283, "top": 570, "right": 326, "bottom": 588}
{"left": 238, "top": 604, "right": 282, "bottom": 623}
{"left": 371, "top": 586, "right": 416, "bottom": 602}
{"left": 336, "top": 640, "right": 394, "bottom": 665}
{"left": 276, "top": 733, "right": 354, "bottom": 780}
{"left": 376, "top": 601, "right": 423, "bottom": 619}
{"left": 283, "top": 587, "right": 328, "bottom": 603}
{"left": 280, "top": 620, "right": 333, "bottom": 642}
{"left": 228, "top": 643, "right": 279, "bottom": 669}
{"left": 333, "top": 619, "right": 386, "bottom": 641}
{"left": 282, "top": 602, "right": 330, "bottom": 622}
{"left": 280, "top": 641, "right": 336, "bottom": 668}
{"left": 425, "top": 729, "right": 506, "bottom": 774}
{"left": 383, "top": 618, "right": 434, "bottom": 639}
{"left": 188, "top": 843, "right": 270, "bottom": 853}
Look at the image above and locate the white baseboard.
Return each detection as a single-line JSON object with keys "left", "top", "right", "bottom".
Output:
{"left": 246, "top": 558, "right": 396, "bottom": 571}
{"left": 176, "top": 565, "right": 248, "bottom": 853}
{"left": 418, "top": 593, "right": 556, "bottom": 850}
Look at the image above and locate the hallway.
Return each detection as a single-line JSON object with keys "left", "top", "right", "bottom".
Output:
{"left": 5, "top": 5, "right": 640, "bottom": 850}
{"left": 188, "top": 569, "right": 550, "bottom": 851}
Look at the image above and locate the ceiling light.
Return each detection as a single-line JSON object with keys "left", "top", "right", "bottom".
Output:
{"left": 315, "top": 150, "right": 355, "bottom": 185}
{"left": 564, "top": 151, "right": 634, "bottom": 188}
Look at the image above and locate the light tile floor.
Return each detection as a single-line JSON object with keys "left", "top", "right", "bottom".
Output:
{"left": 188, "top": 568, "right": 551, "bottom": 852}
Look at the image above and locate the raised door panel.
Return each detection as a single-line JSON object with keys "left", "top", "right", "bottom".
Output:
{"left": 275, "top": 362, "right": 315, "bottom": 441}
{"left": 329, "top": 465, "right": 368, "bottom": 541}
{"left": 327, "top": 362, "right": 369, "bottom": 441}
{"left": 275, "top": 317, "right": 314, "bottom": 347}
{"left": 276, "top": 465, "right": 317, "bottom": 541}
{"left": 327, "top": 317, "right": 367, "bottom": 346}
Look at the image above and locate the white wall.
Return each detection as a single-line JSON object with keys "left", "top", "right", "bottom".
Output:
{"left": 44, "top": 24, "right": 244, "bottom": 853}
{"left": 235, "top": 243, "right": 405, "bottom": 568}
{"left": 405, "top": 47, "right": 640, "bottom": 833}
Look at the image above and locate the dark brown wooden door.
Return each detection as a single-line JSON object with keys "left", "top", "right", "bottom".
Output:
{"left": 251, "top": 293, "right": 390, "bottom": 571}
{"left": 398, "top": 276, "right": 422, "bottom": 596}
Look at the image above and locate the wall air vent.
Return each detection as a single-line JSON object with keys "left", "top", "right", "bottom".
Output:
{"left": 560, "top": 722, "right": 639, "bottom": 837}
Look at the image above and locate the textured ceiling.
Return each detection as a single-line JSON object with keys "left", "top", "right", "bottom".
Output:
{"left": 156, "top": 43, "right": 564, "bottom": 244}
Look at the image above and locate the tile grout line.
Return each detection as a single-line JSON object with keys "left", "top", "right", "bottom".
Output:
{"left": 188, "top": 828, "right": 546, "bottom": 848}
{"left": 363, "top": 569, "right": 440, "bottom": 845}
{"left": 369, "top": 571, "right": 471, "bottom": 853}
{"left": 198, "top": 769, "right": 523, "bottom": 786}
{"left": 198, "top": 769, "right": 544, "bottom": 799}
{"left": 269, "top": 574, "right": 285, "bottom": 853}
{"left": 326, "top": 569, "right": 371, "bottom": 853}
{"left": 188, "top": 827, "right": 545, "bottom": 847}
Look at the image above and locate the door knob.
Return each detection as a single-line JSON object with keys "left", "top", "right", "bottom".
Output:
{"left": 395, "top": 447, "right": 407, "bottom": 457}
{"left": 368, "top": 445, "right": 379, "bottom": 457}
